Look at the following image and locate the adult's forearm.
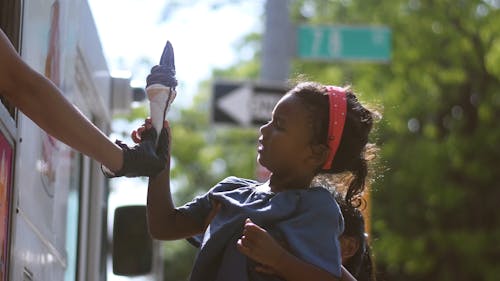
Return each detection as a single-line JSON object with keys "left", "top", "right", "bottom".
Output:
{"left": 0, "top": 29, "right": 122, "bottom": 170}
{"left": 18, "top": 70, "right": 122, "bottom": 170}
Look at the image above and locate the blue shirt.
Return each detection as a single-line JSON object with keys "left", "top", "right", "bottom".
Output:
{"left": 179, "top": 176, "right": 344, "bottom": 281}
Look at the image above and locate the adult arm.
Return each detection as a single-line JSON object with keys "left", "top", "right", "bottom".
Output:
{"left": 0, "top": 28, "right": 123, "bottom": 171}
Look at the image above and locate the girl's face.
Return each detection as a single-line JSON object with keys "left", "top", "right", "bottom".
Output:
{"left": 257, "top": 93, "right": 316, "bottom": 175}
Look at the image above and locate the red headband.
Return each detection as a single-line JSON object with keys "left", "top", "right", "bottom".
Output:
{"left": 322, "top": 86, "right": 347, "bottom": 170}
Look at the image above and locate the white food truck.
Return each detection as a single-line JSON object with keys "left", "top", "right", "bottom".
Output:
{"left": 0, "top": 1, "right": 160, "bottom": 280}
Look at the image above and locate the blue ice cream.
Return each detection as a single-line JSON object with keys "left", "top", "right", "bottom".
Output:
{"left": 146, "top": 41, "right": 177, "bottom": 88}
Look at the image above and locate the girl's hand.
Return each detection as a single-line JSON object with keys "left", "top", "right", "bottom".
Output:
{"left": 236, "top": 218, "right": 287, "bottom": 274}
{"left": 131, "top": 118, "right": 154, "bottom": 144}
{"left": 131, "top": 118, "right": 171, "bottom": 157}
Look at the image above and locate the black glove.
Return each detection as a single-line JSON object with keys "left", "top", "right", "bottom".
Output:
{"left": 102, "top": 126, "right": 170, "bottom": 178}
{"left": 146, "top": 40, "right": 177, "bottom": 88}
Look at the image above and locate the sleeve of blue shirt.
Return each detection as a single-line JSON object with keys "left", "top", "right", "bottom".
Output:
{"left": 178, "top": 176, "right": 255, "bottom": 247}
{"left": 275, "top": 187, "right": 344, "bottom": 278}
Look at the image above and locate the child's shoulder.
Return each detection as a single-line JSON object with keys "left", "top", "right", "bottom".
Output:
{"left": 299, "top": 187, "right": 339, "bottom": 211}
{"left": 213, "top": 176, "right": 259, "bottom": 192}
{"left": 304, "top": 186, "right": 335, "bottom": 198}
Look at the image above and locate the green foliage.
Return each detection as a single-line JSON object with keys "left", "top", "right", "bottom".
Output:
{"left": 290, "top": 0, "right": 500, "bottom": 280}
{"left": 161, "top": 240, "right": 199, "bottom": 281}
{"left": 113, "top": 103, "right": 149, "bottom": 121}
{"left": 119, "top": 1, "right": 500, "bottom": 280}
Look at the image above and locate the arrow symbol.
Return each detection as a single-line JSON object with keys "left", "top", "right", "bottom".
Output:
{"left": 217, "top": 84, "right": 253, "bottom": 126}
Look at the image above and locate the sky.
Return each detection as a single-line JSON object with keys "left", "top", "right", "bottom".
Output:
{"left": 87, "top": 1, "right": 263, "bottom": 279}
{"left": 89, "top": 0, "right": 264, "bottom": 106}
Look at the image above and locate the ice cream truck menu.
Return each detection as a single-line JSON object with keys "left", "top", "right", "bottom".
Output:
{"left": 0, "top": 131, "right": 12, "bottom": 280}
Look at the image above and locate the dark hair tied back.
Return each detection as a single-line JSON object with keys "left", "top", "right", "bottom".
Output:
{"left": 346, "top": 157, "right": 368, "bottom": 206}
{"left": 292, "top": 82, "right": 376, "bottom": 206}
{"left": 327, "top": 91, "right": 374, "bottom": 205}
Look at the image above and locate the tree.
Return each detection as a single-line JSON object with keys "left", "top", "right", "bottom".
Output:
{"left": 289, "top": 0, "right": 500, "bottom": 280}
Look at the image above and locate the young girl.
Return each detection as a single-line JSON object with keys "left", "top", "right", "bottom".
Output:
{"left": 139, "top": 81, "right": 375, "bottom": 281}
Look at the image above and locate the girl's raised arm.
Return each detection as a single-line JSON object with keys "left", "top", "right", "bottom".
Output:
{"left": 144, "top": 123, "right": 206, "bottom": 240}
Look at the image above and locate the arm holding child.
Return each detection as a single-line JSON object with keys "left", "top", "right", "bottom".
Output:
{"left": 237, "top": 218, "right": 357, "bottom": 281}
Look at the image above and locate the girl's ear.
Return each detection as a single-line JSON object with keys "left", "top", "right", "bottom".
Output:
{"left": 309, "top": 143, "right": 329, "bottom": 168}
{"left": 340, "top": 235, "right": 360, "bottom": 261}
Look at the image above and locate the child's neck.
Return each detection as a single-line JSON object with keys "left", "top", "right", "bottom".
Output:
{"left": 268, "top": 173, "right": 313, "bottom": 193}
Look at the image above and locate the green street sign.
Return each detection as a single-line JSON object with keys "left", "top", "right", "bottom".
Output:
{"left": 297, "top": 25, "right": 391, "bottom": 62}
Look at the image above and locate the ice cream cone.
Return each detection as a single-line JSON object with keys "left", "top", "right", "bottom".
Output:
{"left": 146, "top": 83, "right": 176, "bottom": 145}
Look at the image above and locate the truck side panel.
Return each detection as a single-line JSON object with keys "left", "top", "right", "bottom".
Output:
{"left": 6, "top": 1, "right": 112, "bottom": 280}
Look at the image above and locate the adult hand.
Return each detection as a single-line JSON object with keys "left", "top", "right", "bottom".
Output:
{"left": 146, "top": 40, "right": 177, "bottom": 88}
{"left": 102, "top": 119, "right": 170, "bottom": 178}
{"left": 237, "top": 218, "right": 288, "bottom": 274}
